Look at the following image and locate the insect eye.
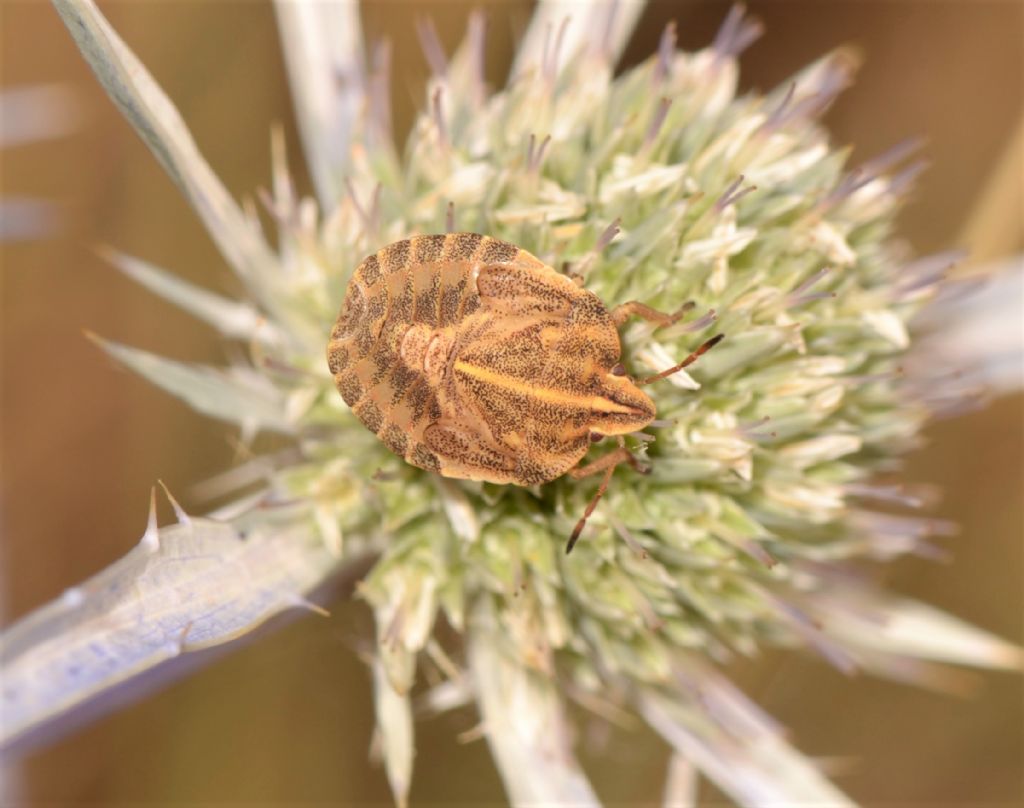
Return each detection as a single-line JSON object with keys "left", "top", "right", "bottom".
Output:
{"left": 589, "top": 432, "right": 605, "bottom": 443}
{"left": 611, "top": 363, "right": 627, "bottom": 376}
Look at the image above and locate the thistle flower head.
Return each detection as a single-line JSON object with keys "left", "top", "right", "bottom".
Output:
{"left": 9, "top": 3, "right": 1020, "bottom": 805}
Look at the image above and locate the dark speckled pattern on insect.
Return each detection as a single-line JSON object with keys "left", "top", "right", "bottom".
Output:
{"left": 326, "top": 233, "right": 660, "bottom": 485}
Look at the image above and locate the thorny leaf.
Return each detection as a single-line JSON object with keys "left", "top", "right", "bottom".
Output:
{"left": 1, "top": 491, "right": 338, "bottom": 748}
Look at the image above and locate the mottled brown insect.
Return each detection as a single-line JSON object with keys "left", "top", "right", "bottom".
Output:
{"left": 327, "top": 233, "right": 721, "bottom": 552}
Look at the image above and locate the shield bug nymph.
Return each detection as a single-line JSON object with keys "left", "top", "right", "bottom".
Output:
{"left": 327, "top": 233, "right": 722, "bottom": 553}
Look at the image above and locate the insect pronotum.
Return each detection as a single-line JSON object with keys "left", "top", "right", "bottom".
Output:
{"left": 327, "top": 233, "right": 722, "bottom": 553}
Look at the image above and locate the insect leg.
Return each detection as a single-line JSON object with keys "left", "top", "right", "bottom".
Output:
{"left": 636, "top": 333, "right": 725, "bottom": 386}
{"left": 615, "top": 434, "right": 650, "bottom": 474}
{"left": 565, "top": 461, "right": 617, "bottom": 555}
{"left": 610, "top": 300, "right": 695, "bottom": 328}
{"left": 565, "top": 445, "right": 635, "bottom": 554}
{"left": 567, "top": 446, "right": 633, "bottom": 480}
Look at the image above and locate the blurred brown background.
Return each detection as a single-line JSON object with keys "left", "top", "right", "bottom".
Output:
{"left": 2, "top": 0, "right": 1021, "bottom": 805}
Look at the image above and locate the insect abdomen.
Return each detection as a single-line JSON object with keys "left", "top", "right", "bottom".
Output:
{"left": 327, "top": 233, "right": 525, "bottom": 474}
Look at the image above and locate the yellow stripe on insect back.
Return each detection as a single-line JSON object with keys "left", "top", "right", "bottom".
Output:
{"left": 329, "top": 232, "right": 722, "bottom": 550}
{"left": 452, "top": 360, "right": 641, "bottom": 416}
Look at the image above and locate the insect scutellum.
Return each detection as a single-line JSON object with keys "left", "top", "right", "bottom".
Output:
{"left": 326, "top": 233, "right": 724, "bottom": 555}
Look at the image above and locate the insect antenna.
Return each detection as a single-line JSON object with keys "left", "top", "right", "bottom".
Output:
{"left": 636, "top": 333, "right": 725, "bottom": 386}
